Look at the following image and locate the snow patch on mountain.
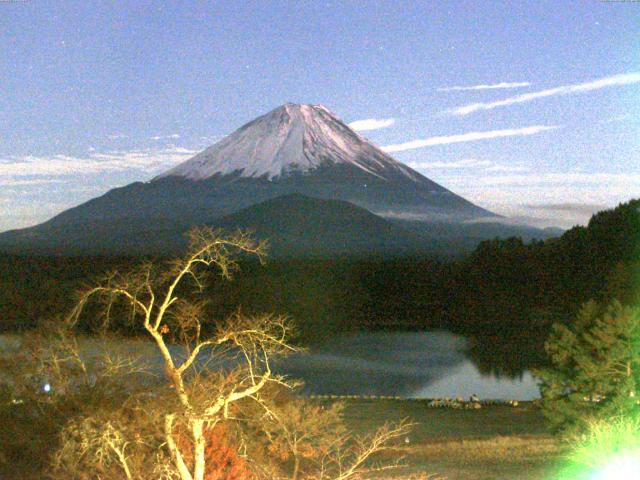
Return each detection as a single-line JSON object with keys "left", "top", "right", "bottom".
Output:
{"left": 156, "top": 103, "right": 422, "bottom": 183}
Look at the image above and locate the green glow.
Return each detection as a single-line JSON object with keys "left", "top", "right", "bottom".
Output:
{"left": 557, "top": 417, "right": 640, "bottom": 479}
{"left": 588, "top": 456, "right": 640, "bottom": 480}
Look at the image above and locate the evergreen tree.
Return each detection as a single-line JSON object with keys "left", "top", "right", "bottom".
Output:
{"left": 536, "top": 300, "right": 640, "bottom": 433}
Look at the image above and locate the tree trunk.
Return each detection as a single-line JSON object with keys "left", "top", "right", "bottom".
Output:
{"left": 292, "top": 454, "right": 300, "bottom": 480}
{"left": 192, "top": 419, "right": 206, "bottom": 480}
{"left": 165, "top": 414, "right": 194, "bottom": 480}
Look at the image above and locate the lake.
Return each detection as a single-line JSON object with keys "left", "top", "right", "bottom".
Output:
{"left": 0, "top": 330, "right": 540, "bottom": 400}
{"left": 276, "top": 331, "right": 540, "bottom": 400}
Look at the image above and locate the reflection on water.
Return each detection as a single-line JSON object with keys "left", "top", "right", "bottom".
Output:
{"left": 275, "top": 331, "right": 540, "bottom": 400}
{"left": 0, "top": 330, "right": 541, "bottom": 400}
{"left": 413, "top": 361, "right": 539, "bottom": 400}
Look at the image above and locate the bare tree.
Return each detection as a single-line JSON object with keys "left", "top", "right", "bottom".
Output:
{"left": 64, "top": 227, "right": 304, "bottom": 480}
{"left": 3, "top": 227, "right": 413, "bottom": 480}
{"left": 249, "top": 392, "right": 412, "bottom": 480}
{"left": 0, "top": 318, "right": 154, "bottom": 479}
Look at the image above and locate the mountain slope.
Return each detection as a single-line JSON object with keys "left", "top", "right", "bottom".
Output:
{"left": 0, "top": 194, "right": 429, "bottom": 256}
{"left": 155, "top": 103, "right": 491, "bottom": 220}
{"left": 0, "top": 103, "right": 496, "bottom": 255}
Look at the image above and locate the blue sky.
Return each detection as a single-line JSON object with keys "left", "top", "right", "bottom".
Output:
{"left": 1, "top": 0, "right": 639, "bottom": 230}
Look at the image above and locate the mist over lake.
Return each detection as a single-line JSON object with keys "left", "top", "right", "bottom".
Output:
{"left": 277, "top": 331, "right": 540, "bottom": 400}
{"left": 0, "top": 330, "right": 539, "bottom": 400}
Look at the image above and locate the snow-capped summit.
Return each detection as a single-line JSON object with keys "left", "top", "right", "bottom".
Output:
{"left": 150, "top": 102, "right": 494, "bottom": 223}
{"left": 156, "top": 103, "right": 421, "bottom": 182}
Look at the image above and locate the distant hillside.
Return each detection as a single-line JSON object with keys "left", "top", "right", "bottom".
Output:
{"left": 211, "top": 193, "right": 428, "bottom": 257}
{"left": 393, "top": 219, "right": 562, "bottom": 253}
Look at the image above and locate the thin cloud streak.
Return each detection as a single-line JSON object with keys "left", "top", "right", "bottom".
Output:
{"left": 0, "top": 178, "right": 64, "bottom": 187}
{"left": 382, "top": 125, "right": 558, "bottom": 153}
{"left": 523, "top": 203, "right": 610, "bottom": 215}
{"left": 151, "top": 133, "right": 181, "bottom": 140}
{"left": 408, "top": 159, "right": 493, "bottom": 169}
{"left": 348, "top": 118, "right": 395, "bottom": 131}
{"left": 438, "top": 81, "right": 530, "bottom": 92}
{"left": 447, "top": 72, "right": 640, "bottom": 116}
{"left": 437, "top": 172, "right": 640, "bottom": 228}
{"left": 409, "top": 158, "right": 530, "bottom": 172}
{"left": 485, "top": 164, "right": 530, "bottom": 173}
{"left": 448, "top": 172, "right": 640, "bottom": 187}
{"left": 0, "top": 146, "right": 198, "bottom": 177}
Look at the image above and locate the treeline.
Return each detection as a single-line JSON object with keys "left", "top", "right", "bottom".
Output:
{"left": 0, "top": 253, "right": 449, "bottom": 337}
{"left": 446, "top": 199, "right": 640, "bottom": 374}
{"left": 0, "top": 254, "right": 133, "bottom": 331}
{"left": 1, "top": 199, "right": 638, "bottom": 374}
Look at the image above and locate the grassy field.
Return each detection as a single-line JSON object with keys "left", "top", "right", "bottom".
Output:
{"left": 338, "top": 399, "right": 565, "bottom": 480}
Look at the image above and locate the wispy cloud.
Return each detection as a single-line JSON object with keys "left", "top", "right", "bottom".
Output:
{"left": 408, "top": 158, "right": 530, "bottom": 172}
{"left": 438, "top": 82, "right": 530, "bottom": 92}
{"left": 0, "top": 146, "right": 198, "bottom": 177}
{"left": 438, "top": 171, "right": 640, "bottom": 228}
{"left": 484, "top": 164, "right": 530, "bottom": 173}
{"left": 348, "top": 118, "right": 395, "bottom": 131}
{"left": 523, "top": 202, "right": 610, "bottom": 216}
{"left": 150, "top": 133, "right": 181, "bottom": 141}
{"left": 0, "top": 178, "right": 63, "bottom": 187}
{"left": 447, "top": 72, "right": 640, "bottom": 116}
{"left": 408, "top": 158, "right": 494, "bottom": 169}
{"left": 449, "top": 172, "right": 640, "bottom": 187}
{"left": 382, "top": 125, "right": 558, "bottom": 153}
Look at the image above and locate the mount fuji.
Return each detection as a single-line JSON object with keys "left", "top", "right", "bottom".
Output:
{"left": 0, "top": 103, "right": 499, "bottom": 255}
{"left": 154, "top": 103, "right": 491, "bottom": 219}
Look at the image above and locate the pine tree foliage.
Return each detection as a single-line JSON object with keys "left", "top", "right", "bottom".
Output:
{"left": 536, "top": 300, "right": 640, "bottom": 432}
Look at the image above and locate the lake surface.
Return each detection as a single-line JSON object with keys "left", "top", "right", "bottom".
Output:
{"left": 0, "top": 330, "right": 540, "bottom": 400}
{"left": 276, "top": 331, "right": 540, "bottom": 400}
